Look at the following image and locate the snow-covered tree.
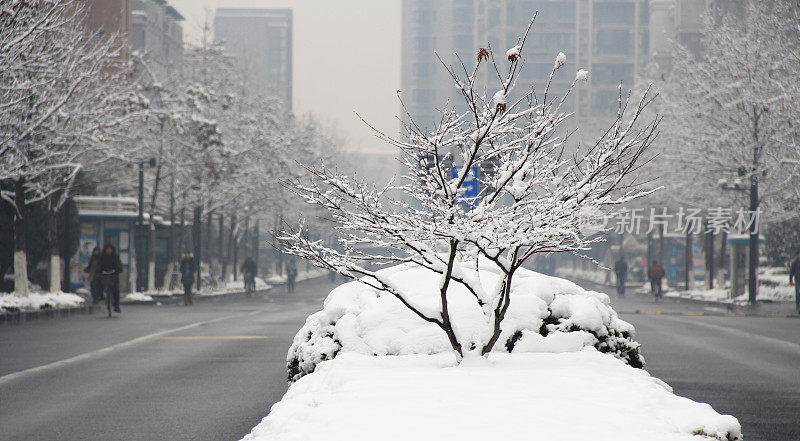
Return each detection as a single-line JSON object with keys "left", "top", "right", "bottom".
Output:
{"left": 0, "top": 0, "right": 142, "bottom": 295}
{"left": 652, "top": 1, "right": 800, "bottom": 298}
{"left": 281, "top": 17, "right": 658, "bottom": 360}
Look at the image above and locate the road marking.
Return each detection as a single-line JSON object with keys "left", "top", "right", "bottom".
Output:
{"left": 161, "top": 335, "right": 271, "bottom": 340}
{"left": 619, "top": 310, "right": 797, "bottom": 318}
{"left": 0, "top": 308, "right": 269, "bottom": 386}
{"left": 656, "top": 314, "right": 800, "bottom": 354}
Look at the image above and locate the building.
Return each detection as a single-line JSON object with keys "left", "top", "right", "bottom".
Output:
{"left": 214, "top": 8, "right": 293, "bottom": 108}
{"left": 84, "top": 0, "right": 132, "bottom": 36}
{"left": 401, "top": 0, "right": 650, "bottom": 131}
{"left": 131, "top": 0, "right": 185, "bottom": 79}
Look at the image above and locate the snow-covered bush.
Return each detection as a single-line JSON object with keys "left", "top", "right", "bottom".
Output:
{"left": 281, "top": 15, "right": 657, "bottom": 361}
{"left": 287, "top": 262, "right": 642, "bottom": 382}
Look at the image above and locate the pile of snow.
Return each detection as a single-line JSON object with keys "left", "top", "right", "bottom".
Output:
{"left": 123, "top": 292, "right": 154, "bottom": 302}
{"left": 206, "top": 276, "right": 270, "bottom": 295}
{"left": 288, "top": 263, "right": 642, "bottom": 382}
{"left": 244, "top": 351, "right": 741, "bottom": 441}
{"left": 0, "top": 291, "right": 86, "bottom": 312}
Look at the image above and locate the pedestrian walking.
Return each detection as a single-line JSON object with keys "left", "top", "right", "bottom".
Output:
{"left": 789, "top": 251, "right": 800, "bottom": 313}
{"left": 84, "top": 246, "right": 103, "bottom": 304}
{"left": 286, "top": 259, "right": 298, "bottom": 293}
{"left": 99, "top": 244, "right": 122, "bottom": 314}
{"left": 614, "top": 255, "right": 628, "bottom": 298}
{"left": 649, "top": 260, "right": 665, "bottom": 302}
{"left": 241, "top": 257, "right": 256, "bottom": 296}
{"left": 179, "top": 252, "right": 195, "bottom": 306}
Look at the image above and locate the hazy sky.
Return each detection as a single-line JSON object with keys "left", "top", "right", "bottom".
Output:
{"left": 169, "top": 0, "right": 402, "bottom": 154}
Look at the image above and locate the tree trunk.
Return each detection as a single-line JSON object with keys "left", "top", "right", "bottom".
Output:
{"left": 148, "top": 223, "right": 157, "bottom": 292}
{"left": 228, "top": 214, "right": 236, "bottom": 282}
{"left": 719, "top": 230, "right": 728, "bottom": 285}
{"left": 218, "top": 214, "right": 225, "bottom": 279}
{"left": 685, "top": 232, "right": 693, "bottom": 291}
{"left": 49, "top": 208, "right": 61, "bottom": 293}
{"left": 13, "top": 178, "right": 29, "bottom": 297}
{"left": 193, "top": 206, "right": 202, "bottom": 289}
{"left": 253, "top": 220, "right": 259, "bottom": 275}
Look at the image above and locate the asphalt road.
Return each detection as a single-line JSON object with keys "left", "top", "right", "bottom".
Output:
{"left": 608, "top": 289, "right": 800, "bottom": 441}
{"left": 2, "top": 277, "right": 798, "bottom": 441}
{"left": 0, "top": 277, "right": 337, "bottom": 441}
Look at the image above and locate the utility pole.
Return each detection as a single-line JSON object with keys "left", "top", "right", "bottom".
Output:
{"left": 193, "top": 206, "right": 202, "bottom": 290}
{"left": 218, "top": 213, "right": 225, "bottom": 279}
{"left": 747, "top": 174, "right": 759, "bottom": 304}
{"left": 253, "top": 219, "right": 260, "bottom": 275}
{"left": 137, "top": 162, "right": 144, "bottom": 292}
{"left": 228, "top": 214, "right": 236, "bottom": 282}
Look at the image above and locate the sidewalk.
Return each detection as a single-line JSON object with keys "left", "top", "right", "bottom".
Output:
{"left": 569, "top": 275, "right": 799, "bottom": 318}
{"left": 2, "top": 269, "right": 332, "bottom": 324}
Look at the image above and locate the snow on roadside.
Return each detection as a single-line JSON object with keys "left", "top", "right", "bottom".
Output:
{"left": 266, "top": 268, "right": 329, "bottom": 284}
{"left": 122, "top": 292, "right": 154, "bottom": 302}
{"left": 0, "top": 291, "right": 86, "bottom": 312}
{"left": 242, "top": 351, "right": 741, "bottom": 441}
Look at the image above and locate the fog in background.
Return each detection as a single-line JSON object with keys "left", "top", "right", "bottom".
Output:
{"left": 170, "top": 0, "right": 402, "bottom": 156}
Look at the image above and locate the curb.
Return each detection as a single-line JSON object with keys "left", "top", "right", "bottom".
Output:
{"left": 617, "top": 309, "right": 800, "bottom": 319}
{"left": 1, "top": 303, "right": 101, "bottom": 325}
{"left": 574, "top": 277, "right": 799, "bottom": 318}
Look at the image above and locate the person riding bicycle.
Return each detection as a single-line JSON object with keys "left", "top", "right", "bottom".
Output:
{"left": 241, "top": 257, "right": 256, "bottom": 295}
{"left": 99, "top": 244, "right": 122, "bottom": 313}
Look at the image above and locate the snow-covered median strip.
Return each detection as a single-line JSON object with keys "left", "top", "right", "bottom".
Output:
{"left": 242, "top": 351, "right": 741, "bottom": 441}
{"left": 0, "top": 291, "right": 86, "bottom": 312}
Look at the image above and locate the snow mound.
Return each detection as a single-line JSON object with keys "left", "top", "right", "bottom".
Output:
{"left": 247, "top": 352, "right": 741, "bottom": 441}
{"left": 123, "top": 292, "right": 154, "bottom": 302}
{"left": 0, "top": 292, "right": 86, "bottom": 312}
{"left": 287, "top": 263, "right": 642, "bottom": 382}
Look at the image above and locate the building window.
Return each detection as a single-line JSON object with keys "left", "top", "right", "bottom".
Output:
{"left": 591, "top": 63, "right": 633, "bottom": 85}
{"left": 594, "top": 29, "right": 631, "bottom": 56}
{"left": 593, "top": 2, "right": 635, "bottom": 25}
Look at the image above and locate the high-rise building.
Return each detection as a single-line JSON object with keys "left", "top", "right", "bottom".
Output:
{"left": 214, "top": 8, "right": 293, "bottom": 108}
{"left": 84, "top": 0, "right": 133, "bottom": 37}
{"left": 131, "top": 0, "right": 184, "bottom": 79}
{"left": 401, "top": 0, "right": 649, "bottom": 131}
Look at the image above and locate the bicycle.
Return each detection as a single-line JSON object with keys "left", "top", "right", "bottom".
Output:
{"left": 244, "top": 272, "right": 255, "bottom": 297}
{"left": 100, "top": 271, "right": 117, "bottom": 317}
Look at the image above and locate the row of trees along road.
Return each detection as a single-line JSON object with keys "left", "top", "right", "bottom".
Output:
{"left": 1, "top": 1, "right": 338, "bottom": 296}
{"left": 281, "top": 16, "right": 659, "bottom": 360}
{"left": 642, "top": 1, "right": 800, "bottom": 301}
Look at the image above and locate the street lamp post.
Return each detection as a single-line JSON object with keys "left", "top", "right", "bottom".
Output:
{"left": 136, "top": 158, "right": 156, "bottom": 292}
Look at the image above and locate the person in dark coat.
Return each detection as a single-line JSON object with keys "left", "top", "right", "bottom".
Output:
{"left": 789, "top": 251, "right": 800, "bottom": 313}
{"left": 614, "top": 255, "right": 628, "bottom": 298}
{"left": 179, "top": 252, "right": 195, "bottom": 306}
{"left": 241, "top": 257, "right": 256, "bottom": 295}
{"left": 286, "top": 259, "right": 298, "bottom": 293}
{"left": 84, "top": 246, "right": 103, "bottom": 304}
{"left": 99, "top": 244, "right": 123, "bottom": 312}
{"left": 648, "top": 260, "right": 665, "bottom": 302}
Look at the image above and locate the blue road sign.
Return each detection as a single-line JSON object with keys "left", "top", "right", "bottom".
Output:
{"left": 451, "top": 166, "right": 480, "bottom": 208}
